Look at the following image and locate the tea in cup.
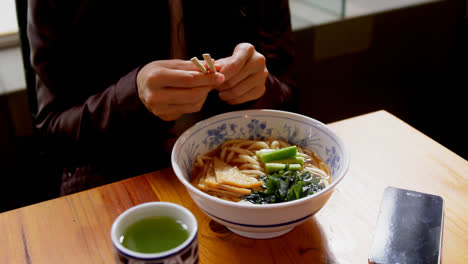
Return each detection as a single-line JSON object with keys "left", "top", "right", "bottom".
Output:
{"left": 111, "top": 202, "right": 198, "bottom": 264}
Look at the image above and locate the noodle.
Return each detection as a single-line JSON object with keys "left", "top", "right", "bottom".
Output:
{"left": 238, "top": 164, "right": 262, "bottom": 170}
{"left": 226, "top": 150, "right": 235, "bottom": 163}
{"left": 191, "top": 138, "right": 331, "bottom": 202}
{"left": 247, "top": 141, "right": 270, "bottom": 150}
{"left": 237, "top": 154, "right": 260, "bottom": 165}
{"left": 228, "top": 146, "right": 255, "bottom": 156}
{"left": 271, "top": 141, "right": 280, "bottom": 149}
{"left": 239, "top": 170, "right": 265, "bottom": 177}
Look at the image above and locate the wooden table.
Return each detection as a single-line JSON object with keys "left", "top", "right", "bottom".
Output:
{"left": 1, "top": 110, "right": 467, "bottom": 263}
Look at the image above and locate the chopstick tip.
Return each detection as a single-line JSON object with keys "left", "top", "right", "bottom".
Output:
{"left": 190, "top": 57, "right": 208, "bottom": 73}
{"left": 202, "top": 53, "right": 217, "bottom": 73}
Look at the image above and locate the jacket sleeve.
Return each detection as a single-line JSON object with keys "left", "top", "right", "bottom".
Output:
{"left": 27, "top": 0, "right": 164, "bottom": 150}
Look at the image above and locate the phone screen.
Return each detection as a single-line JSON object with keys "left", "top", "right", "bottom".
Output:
{"left": 369, "top": 187, "right": 444, "bottom": 264}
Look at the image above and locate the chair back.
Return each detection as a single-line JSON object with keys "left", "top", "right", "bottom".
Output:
{"left": 15, "top": 0, "right": 37, "bottom": 118}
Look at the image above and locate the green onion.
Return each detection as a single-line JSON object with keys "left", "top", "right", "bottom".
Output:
{"left": 265, "top": 163, "right": 302, "bottom": 173}
{"left": 269, "top": 156, "right": 304, "bottom": 165}
{"left": 260, "top": 146, "right": 297, "bottom": 163}
{"left": 255, "top": 149, "right": 274, "bottom": 158}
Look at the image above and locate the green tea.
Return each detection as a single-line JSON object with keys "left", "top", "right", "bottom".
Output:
{"left": 120, "top": 216, "right": 189, "bottom": 253}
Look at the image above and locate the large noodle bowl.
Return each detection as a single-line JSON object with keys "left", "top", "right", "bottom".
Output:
{"left": 190, "top": 138, "right": 331, "bottom": 203}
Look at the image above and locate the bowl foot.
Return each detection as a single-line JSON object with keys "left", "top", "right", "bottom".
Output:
{"left": 227, "top": 227, "right": 294, "bottom": 239}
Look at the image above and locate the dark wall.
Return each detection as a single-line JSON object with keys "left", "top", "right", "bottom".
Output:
{"left": 294, "top": 0, "right": 467, "bottom": 159}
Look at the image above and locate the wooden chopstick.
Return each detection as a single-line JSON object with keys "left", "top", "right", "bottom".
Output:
{"left": 202, "top": 53, "right": 217, "bottom": 73}
{"left": 190, "top": 57, "right": 208, "bottom": 73}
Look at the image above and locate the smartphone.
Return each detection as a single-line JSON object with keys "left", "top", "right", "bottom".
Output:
{"left": 368, "top": 186, "right": 444, "bottom": 264}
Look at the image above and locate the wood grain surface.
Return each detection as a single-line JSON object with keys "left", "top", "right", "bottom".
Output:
{"left": 1, "top": 110, "right": 467, "bottom": 264}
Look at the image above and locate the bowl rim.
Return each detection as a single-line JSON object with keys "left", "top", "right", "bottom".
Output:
{"left": 171, "top": 109, "right": 350, "bottom": 210}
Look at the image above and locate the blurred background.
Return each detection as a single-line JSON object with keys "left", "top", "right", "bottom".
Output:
{"left": 1, "top": 0, "right": 467, "bottom": 212}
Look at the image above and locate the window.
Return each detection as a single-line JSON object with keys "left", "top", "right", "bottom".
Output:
{"left": 0, "top": 0, "right": 19, "bottom": 48}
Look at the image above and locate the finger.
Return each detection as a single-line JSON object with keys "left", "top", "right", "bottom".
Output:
{"left": 156, "top": 95, "right": 209, "bottom": 116}
{"left": 212, "top": 59, "right": 226, "bottom": 76}
{"left": 202, "top": 59, "right": 218, "bottom": 73}
{"left": 155, "top": 68, "right": 224, "bottom": 88}
{"left": 224, "top": 85, "right": 266, "bottom": 105}
{"left": 216, "top": 58, "right": 262, "bottom": 92}
{"left": 160, "top": 86, "right": 213, "bottom": 104}
{"left": 218, "top": 51, "right": 267, "bottom": 92}
{"left": 159, "top": 113, "right": 183, "bottom": 121}
{"left": 169, "top": 94, "right": 209, "bottom": 113}
{"left": 216, "top": 66, "right": 252, "bottom": 92}
{"left": 219, "top": 43, "right": 255, "bottom": 81}
{"left": 160, "top": 59, "right": 203, "bottom": 72}
{"left": 218, "top": 72, "right": 265, "bottom": 101}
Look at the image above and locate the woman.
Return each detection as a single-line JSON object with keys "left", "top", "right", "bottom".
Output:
{"left": 28, "top": 0, "right": 296, "bottom": 195}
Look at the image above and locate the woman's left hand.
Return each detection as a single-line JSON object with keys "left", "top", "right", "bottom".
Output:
{"left": 214, "top": 43, "right": 269, "bottom": 105}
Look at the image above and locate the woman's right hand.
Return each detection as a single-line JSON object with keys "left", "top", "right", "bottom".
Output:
{"left": 137, "top": 60, "right": 225, "bottom": 121}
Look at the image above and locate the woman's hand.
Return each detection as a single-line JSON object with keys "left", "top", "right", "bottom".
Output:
{"left": 215, "top": 43, "right": 269, "bottom": 105}
{"left": 137, "top": 60, "right": 224, "bottom": 121}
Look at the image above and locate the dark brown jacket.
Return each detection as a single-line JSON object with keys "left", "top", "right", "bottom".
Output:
{"left": 28, "top": 0, "right": 296, "bottom": 194}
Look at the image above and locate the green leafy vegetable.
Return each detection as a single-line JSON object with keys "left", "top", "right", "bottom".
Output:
{"left": 242, "top": 169, "right": 325, "bottom": 204}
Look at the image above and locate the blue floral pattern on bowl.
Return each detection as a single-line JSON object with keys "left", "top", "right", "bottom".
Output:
{"left": 174, "top": 111, "right": 346, "bottom": 181}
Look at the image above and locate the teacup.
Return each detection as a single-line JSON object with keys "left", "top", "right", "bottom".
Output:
{"left": 110, "top": 202, "right": 198, "bottom": 264}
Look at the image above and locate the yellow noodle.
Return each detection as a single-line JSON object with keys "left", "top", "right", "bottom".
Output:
{"left": 195, "top": 155, "right": 212, "bottom": 167}
{"left": 247, "top": 141, "right": 270, "bottom": 150}
{"left": 303, "top": 166, "right": 329, "bottom": 180}
{"left": 228, "top": 146, "right": 255, "bottom": 156}
{"left": 320, "top": 161, "right": 331, "bottom": 176}
{"left": 220, "top": 147, "right": 227, "bottom": 161}
{"left": 226, "top": 150, "right": 235, "bottom": 163}
{"left": 321, "top": 179, "right": 330, "bottom": 187}
{"left": 270, "top": 141, "right": 280, "bottom": 149}
{"left": 239, "top": 163, "right": 262, "bottom": 170}
{"left": 297, "top": 152, "right": 311, "bottom": 159}
{"left": 231, "top": 158, "right": 245, "bottom": 164}
{"left": 238, "top": 154, "right": 260, "bottom": 165}
{"left": 240, "top": 170, "right": 265, "bottom": 177}
{"left": 233, "top": 141, "right": 257, "bottom": 149}
{"left": 278, "top": 139, "right": 291, "bottom": 148}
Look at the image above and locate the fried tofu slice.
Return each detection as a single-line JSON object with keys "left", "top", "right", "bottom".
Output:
{"left": 195, "top": 160, "right": 249, "bottom": 198}
{"left": 204, "top": 161, "right": 251, "bottom": 195}
{"left": 198, "top": 179, "right": 246, "bottom": 198}
{"left": 213, "top": 157, "right": 263, "bottom": 188}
